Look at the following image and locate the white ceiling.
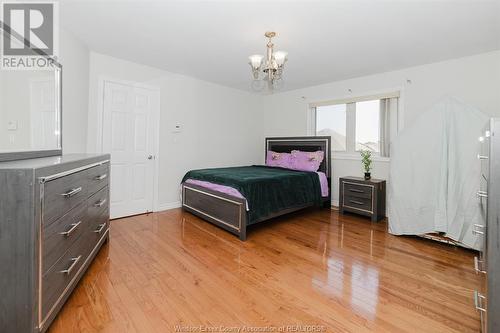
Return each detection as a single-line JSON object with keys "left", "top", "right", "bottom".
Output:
{"left": 60, "top": 0, "right": 500, "bottom": 92}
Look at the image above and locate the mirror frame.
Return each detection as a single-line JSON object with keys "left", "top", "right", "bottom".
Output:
{"left": 0, "top": 22, "right": 63, "bottom": 162}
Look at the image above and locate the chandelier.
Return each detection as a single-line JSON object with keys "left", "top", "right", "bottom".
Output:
{"left": 248, "top": 31, "right": 288, "bottom": 92}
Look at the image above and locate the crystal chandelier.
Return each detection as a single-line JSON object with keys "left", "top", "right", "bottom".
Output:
{"left": 248, "top": 31, "right": 288, "bottom": 92}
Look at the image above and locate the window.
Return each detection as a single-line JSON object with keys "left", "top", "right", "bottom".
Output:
{"left": 313, "top": 94, "right": 398, "bottom": 157}
{"left": 355, "top": 100, "right": 380, "bottom": 153}
{"left": 316, "top": 104, "right": 347, "bottom": 151}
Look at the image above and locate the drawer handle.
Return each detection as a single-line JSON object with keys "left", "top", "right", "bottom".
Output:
{"left": 477, "top": 190, "right": 488, "bottom": 198}
{"left": 349, "top": 199, "right": 365, "bottom": 205}
{"left": 472, "top": 224, "right": 485, "bottom": 235}
{"left": 474, "top": 291, "right": 487, "bottom": 313}
{"left": 477, "top": 154, "right": 489, "bottom": 160}
{"left": 94, "top": 223, "right": 107, "bottom": 234}
{"left": 474, "top": 256, "right": 486, "bottom": 274}
{"left": 349, "top": 188, "right": 364, "bottom": 193}
{"left": 59, "top": 255, "right": 82, "bottom": 275}
{"left": 59, "top": 221, "right": 82, "bottom": 237}
{"left": 61, "top": 187, "right": 82, "bottom": 198}
{"left": 95, "top": 174, "right": 108, "bottom": 181}
{"left": 94, "top": 199, "right": 107, "bottom": 207}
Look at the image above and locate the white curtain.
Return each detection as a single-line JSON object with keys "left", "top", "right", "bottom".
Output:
{"left": 379, "top": 97, "right": 398, "bottom": 157}
{"left": 388, "top": 96, "right": 488, "bottom": 250}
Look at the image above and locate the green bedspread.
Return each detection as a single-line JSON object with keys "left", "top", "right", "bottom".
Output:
{"left": 182, "top": 165, "right": 323, "bottom": 224}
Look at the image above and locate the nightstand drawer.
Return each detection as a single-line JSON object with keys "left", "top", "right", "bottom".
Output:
{"left": 343, "top": 195, "right": 373, "bottom": 212}
{"left": 343, "top": 182, "right": 373, "bottom": 199}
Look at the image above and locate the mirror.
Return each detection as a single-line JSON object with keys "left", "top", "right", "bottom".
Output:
{"left": 0, "top": 25, "right": 62, "bottom": 162}
{"left": 0, "top": 67, "right": 61, "bottom": 152}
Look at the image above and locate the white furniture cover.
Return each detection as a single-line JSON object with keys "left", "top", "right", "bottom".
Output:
{"left": 388, "top": 96, "right": 488, "bottom": 250}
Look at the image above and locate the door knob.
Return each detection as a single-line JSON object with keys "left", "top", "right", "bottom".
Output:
{"left": 147, "top": 155, "right": 153, "bottom": 160}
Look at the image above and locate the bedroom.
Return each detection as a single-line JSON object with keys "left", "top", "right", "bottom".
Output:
{"left": 0, "top": 0, "right": 499, "bottom": 332}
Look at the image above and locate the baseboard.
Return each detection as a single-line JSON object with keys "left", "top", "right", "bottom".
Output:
{"left": 155, "top": 201, "right": 181, "bottom": 212}
{"left": 332, "top": 199, "right": 339, "bottom": 207}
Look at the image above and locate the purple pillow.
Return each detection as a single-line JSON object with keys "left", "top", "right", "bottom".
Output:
{"left": 266, "top": 151, "right": 294, "bottom": 169}
{"left": 290, "top": 150, "right": 325, "bottom": 172}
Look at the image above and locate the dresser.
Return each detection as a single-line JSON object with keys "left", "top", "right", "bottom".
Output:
{"left": 0, "top": 154, "right": 110, "bottom": 333}
{"left": 475, "top": 119, "right": 500, "bottom": 333}
{"left": 339, "top": 176, "right": 386, "bottom": 222}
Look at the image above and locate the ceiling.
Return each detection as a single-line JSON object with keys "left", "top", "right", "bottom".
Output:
{"left": 60, "top": 0, "right": 500, "bottom": 92}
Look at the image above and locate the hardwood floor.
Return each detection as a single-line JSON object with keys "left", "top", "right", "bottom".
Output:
{"left": 48, "top": 208, "right": 481, "bottom": 333}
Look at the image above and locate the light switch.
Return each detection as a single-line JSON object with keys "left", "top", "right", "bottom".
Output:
{"left": 7, "top": 121, "right": 17, "bottom": 131}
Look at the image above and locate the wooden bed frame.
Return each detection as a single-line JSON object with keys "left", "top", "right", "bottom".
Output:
{"left": 181, "top": 136, "right": 331, "bottom": 240}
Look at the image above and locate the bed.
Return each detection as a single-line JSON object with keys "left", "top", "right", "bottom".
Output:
{"left": 181, "top": 136, "right": 331, "bottom": 240}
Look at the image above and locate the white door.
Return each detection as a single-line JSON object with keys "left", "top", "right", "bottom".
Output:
{"left": 102, "top": 81, "right": 159, "bottom": 219}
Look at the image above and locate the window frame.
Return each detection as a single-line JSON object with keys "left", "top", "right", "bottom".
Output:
{"left": 314, "top": 102, "right": 349, "bottom": 152}
{"left": 309, "top": 89, "right": 402, "bottom": 161}
{"left": 315, "top": 101, "right": 378, "bottom": 155}
{"left": 353, "top": 99, "right": 382, "bottom": 154}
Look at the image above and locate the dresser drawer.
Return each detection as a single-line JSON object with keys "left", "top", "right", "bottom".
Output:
{"left": 43, "top": 170, "right": 88, "bottom": 226}
{"left": 480, "top": 173, "right": 488, "bottom": 191}
{"left": 87, "top": 163, "right": 110, "bottom": 196}
{"left": 343, "top": 195, "right": 373, "bottom": 212}
{"left": 480, "top": 160, "right": 489, "bottom": 181}
{"left": 85, "top": 208, "right": 109, "bottom": 255}
{"left": 41, "top": 234, "right": 88, "bottom": 321}
{"left": 88, "top": 186, "right": 109, "bottom": 220}
{"left": 343, "top": 182, "right": 373, "bottom": 199}
{"left": 84, "top": 187, "right": 109, "bottom": 256}
{"left": 479, "top": 198, "right": 487, "bottom": 231}
{"left": 42, "top": 202, "right": 87, "bottom": 273}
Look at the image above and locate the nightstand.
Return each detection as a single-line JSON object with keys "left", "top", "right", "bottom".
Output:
{"left": 339, "top": 176, "right": 386, "bottom": 222}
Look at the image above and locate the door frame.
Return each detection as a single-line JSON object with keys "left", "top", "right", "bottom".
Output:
{"left": 96, "top": 76, "right": 161, "bottom": 214}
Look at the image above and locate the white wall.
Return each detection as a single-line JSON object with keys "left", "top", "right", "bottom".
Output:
{"left": 262, "top": 51, "right": 500, "bottom": 206}
{"left": 87, "top": 52, "right": 263, "bottom": 208}
{"left": 59, "top": 29, "right": 90, "bottom": 153}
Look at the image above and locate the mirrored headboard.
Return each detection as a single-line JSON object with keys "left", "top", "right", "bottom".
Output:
{"left": 0, "top": 22, "right": 62, "bottom": 162}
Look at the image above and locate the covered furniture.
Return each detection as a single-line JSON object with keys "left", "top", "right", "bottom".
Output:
{"left": 388, "top": 97, "right": 488, "bottom": 250}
